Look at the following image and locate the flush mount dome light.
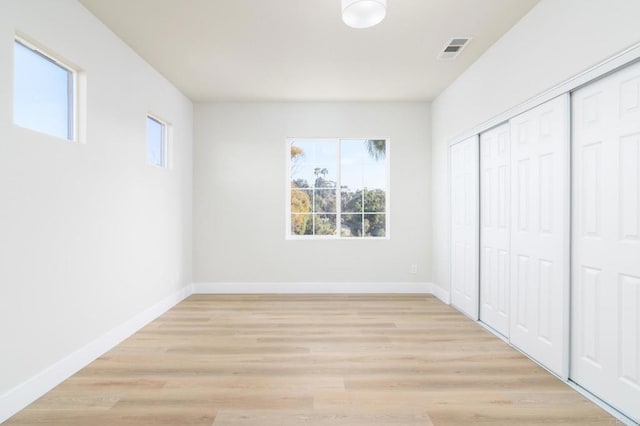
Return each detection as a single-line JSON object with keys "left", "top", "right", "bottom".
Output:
{"left": 342, "top": 0, "right": 386, "bottom": 29}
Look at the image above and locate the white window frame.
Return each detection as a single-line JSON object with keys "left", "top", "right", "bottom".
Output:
{"left": 146, "top": 114, "right": 170, "bottom": 168}
{"left": 13, "top": 36, "right": 78, "bottom": 141}
{"left": 286, "top": 138, "right": 391, "bottom": 240}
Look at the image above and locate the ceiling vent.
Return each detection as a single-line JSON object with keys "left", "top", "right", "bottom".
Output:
{"left": 438, "top": 37, "right": 472, "bottom": 60}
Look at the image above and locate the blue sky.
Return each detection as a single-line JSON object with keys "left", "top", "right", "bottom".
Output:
{"left": 13, "top": 40, "right": 71, "bottom": 140}
{"left": 146, "top": 116, "right": 165, "bottom": 166}
{"left": 291, "top": 139, "right": 386, "bottom": 190}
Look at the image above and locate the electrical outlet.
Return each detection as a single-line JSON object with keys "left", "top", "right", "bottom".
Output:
{"left": 410, "top": 264, "right": 418, "bottom": 274}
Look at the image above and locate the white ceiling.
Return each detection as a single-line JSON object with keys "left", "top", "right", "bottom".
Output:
{"left": 78, "top": 0, "right": 539, "bottom": 102}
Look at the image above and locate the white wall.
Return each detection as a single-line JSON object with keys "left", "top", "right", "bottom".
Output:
{"left": 0, "top": 0, "right": 192, "bottom": 396}
{"left": 431, "top": 0, "right": 640, "bottom": 294}
{"left": 194, "top": 102, "right": 430, "bottom": 284}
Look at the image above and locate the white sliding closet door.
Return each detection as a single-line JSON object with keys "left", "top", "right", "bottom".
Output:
{"left": 450, "top": 136, "right": 479, "bottom": 320}
{"left": 480, "top": 123, "right": 511, "bottom": 337}
{"left": 509, "top": 95, "right": 570, "bottom": 378}
{"left": 571, "top": 61, "right": 640, "bottom": 423}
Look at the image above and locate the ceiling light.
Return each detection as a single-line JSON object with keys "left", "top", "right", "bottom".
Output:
{"left": 342, "top": 0, "right": 386, "bottom": 29}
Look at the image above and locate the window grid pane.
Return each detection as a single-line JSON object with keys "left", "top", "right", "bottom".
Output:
{"left": 289, "top": 139, "right": 388, "bottom": 238}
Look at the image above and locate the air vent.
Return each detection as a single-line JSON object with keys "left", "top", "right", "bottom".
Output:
{"left": 438, "top": 37, "right": 472, "bottom": 60}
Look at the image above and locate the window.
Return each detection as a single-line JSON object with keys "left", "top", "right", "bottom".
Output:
{"left": 13, "top": 38, "right": 75, "bottom": 140}
{"left": 288, "top": 138, "right": 389, "bottom": 239}
{"left": 146, "top": 115, "right": 167, "bottom": 167}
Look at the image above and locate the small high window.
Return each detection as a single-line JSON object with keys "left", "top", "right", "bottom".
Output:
{"left": 146, "top": 115, "right": 167, "bottom": 168}
{"left": 13, "top": 38, "right": 75, "bottom": 140}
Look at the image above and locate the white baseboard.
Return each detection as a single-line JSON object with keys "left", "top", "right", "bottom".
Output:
{"left": 430, "top": 283, "right": 451, "bottom": 304}
{"left": 0, "top": 284, "right": 193, "bottom": 424}
{"left": 193, "top": 281, "right": 433, "bottom": 294}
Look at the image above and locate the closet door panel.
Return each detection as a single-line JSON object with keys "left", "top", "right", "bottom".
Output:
{"left": 450, "top": 136, "right": 479, "bottom": 319}
{"left": 509, "top": 94, "right": 570, "bottom": 378}
{"left": 571, "top": 60, "right": 640, "bottom": 423}
{"left": 480, "top": 123, "right": 510, "bottom": 336}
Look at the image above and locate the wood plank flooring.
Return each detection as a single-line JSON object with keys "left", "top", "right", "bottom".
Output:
{"left": 5, "top": 295, "right": 615, "bottom": 425}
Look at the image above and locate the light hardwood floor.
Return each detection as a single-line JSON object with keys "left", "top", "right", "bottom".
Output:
{"left": 6, "top": 295, "right": 615, "bottom": 425}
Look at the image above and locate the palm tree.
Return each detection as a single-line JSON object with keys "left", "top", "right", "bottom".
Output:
{"left": 314, "top": 167, "right": 329, "bottom": 187}
{"left": 364, "top": 139, "right": 386, "bottom": 161}
{"left": 290, "top": 144, "right": 305, "bottom": 176}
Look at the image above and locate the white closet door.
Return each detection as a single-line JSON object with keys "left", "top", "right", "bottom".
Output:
{"left": 450, "top": 135, "right": 479, "bottom": 320}
{"left": 509, "top": 95, "right": 570, "bottom": 378}
{"left": 571, "top": 61, "right": 640, "bottom": 423}
{"left": 480, "top": 123, "right": 511, "bottom": 336}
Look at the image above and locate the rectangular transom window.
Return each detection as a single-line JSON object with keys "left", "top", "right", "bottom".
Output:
{"left": 287, "top": 138, "right": 389, "bottom": 239}
{"left": 13, "top": 38, "right": 75, "bottom": 140}
{"left": 146, "top": 115, "right": 167, "bottom": 168}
